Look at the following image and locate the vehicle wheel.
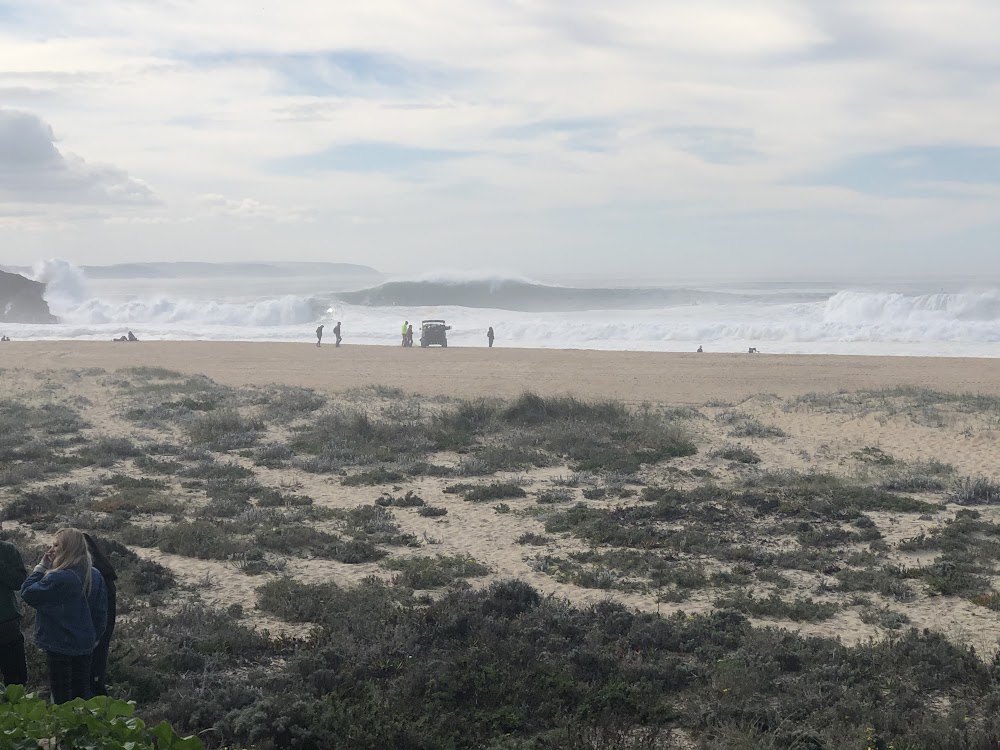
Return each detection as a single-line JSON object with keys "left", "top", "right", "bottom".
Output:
{"left": 421, "top": 342, "right": 428, "bottom": 348}
{"left": 442, "top": 341, "right": 447, "bottom": 347}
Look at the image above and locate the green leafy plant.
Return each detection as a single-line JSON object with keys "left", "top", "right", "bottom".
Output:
{"left": 0, "top": 685, "right": 204, "bottom": 749}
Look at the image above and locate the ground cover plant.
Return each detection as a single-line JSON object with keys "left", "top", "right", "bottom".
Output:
{"left": 0, "top": 686, "right": 205, "bottom": 750}
{"left": 288, "top": 391, "right": 697, "bottom": 475}
{"left": 6, "top": 370, "right": 1000, "bottom": 749}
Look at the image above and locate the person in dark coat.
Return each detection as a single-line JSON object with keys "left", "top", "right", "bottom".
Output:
{"left": 0, "top": 527, "right": 28, "bottom": 685}
{"left": 487, "top": 327, "right": 495, "bottom": 348}
{"left": 83, "top": 534, "right": 117, "bottom": 696}
{"left": 21, "top": 528, "right": 107, "bottom": 703}
{"left": 316, "top": 324, "right": 324, "bottom": 347}
{"left": 333, "top": 322, "right": 342, "bottom": 347}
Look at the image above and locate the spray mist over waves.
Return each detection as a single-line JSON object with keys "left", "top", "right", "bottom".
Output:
{"left": 823, "top": 290, "right": 1000, "bottom": 323}
{"left": 333, "top": 278, "right": 812, "bottom": 312}
{"left": 31, "top": 259, "right": 326, "bottom": 326}
{"left": 14, "top": 259, "right": 1000, "bottom": 353}
{"left": 31, "top": 259, "right": 89, "bottom": 317}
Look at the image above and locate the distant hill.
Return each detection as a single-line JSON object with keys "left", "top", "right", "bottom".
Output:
{"left": 0, "top": 262, "right": 381, "bottom": 280}
{"left": 0, "top": 269, "right": 57, "bottom": 323}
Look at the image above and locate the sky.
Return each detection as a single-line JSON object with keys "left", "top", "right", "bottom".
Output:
{"left": 1, "top": 0, "right": 999, "bottom": 279}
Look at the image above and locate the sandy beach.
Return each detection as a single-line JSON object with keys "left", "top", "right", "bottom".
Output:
{"left": 3, "top": 340, "right": 1000, "bottom": 403}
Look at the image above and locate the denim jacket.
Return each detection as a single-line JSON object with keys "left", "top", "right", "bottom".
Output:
{"left": 21, "top": 564, "right": 107, "bottom": 656}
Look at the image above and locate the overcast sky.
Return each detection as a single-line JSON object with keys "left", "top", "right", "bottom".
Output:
{"left": 1, "top": 0, "right": 999, "bottom": 279}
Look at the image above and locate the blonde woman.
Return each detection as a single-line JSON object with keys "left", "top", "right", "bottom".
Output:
{"left": 21, "top": 528, "right": 108, "bottom": 703}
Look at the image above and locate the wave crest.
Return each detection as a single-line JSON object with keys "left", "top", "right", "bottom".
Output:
{"left": 823, "top": 290, "right": 1000, "bottom": 324}
{"left": 334, "top": 279, "right": 776, "bottom": 312}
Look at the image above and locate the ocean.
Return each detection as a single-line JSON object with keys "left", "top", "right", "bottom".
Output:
{"left": 4, "top": 259, "right": 1000, "bottom": 357}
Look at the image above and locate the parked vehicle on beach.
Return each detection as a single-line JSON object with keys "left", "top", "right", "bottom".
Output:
{"left": 420, "top": 319, "right": 451, "bottom": 347}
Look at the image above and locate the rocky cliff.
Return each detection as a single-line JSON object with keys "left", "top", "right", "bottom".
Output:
{"left": 0, "top": 269, "right": 57, "bottom": 323}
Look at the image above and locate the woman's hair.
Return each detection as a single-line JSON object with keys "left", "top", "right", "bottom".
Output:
{"left": 48, "top": 528, "right": 93, "bottom": 594}
{"left": 83, "top": 533, "right": 118, "bottom": 582}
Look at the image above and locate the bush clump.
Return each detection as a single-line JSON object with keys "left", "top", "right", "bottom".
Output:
{"left": 713, "top": 591, "right": 839, "bottom": 622}
{"left": 950, "top": 477, "right": 1000, "bottom": 505}
{"left": 186, "top": 409, "right": 265, "bottom": 451}
{"left": 710, "top": 443, "right": 761, "bottom": 464}
{"left": 384, "top": 554, "right": 490, "bottom": 588}
{"left": 417, "top": 506, "right": 448, "bottom": 518}
{"left": 461, "top": 482, "right": 528, "bottom": 503}
{"left": 375, "top": 490, "right": 425, "bottom": 508}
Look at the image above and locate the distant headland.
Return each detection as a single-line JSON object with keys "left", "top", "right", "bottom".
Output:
{"left": 0, "top": 269, "right": 57, "bottom": 323}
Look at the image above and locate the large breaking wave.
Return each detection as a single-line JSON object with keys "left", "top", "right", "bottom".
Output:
{"left": 10, "top": 260, "right": 1000, "bottom": 355}
{"left": 334, "top": 279, "right": 819, "bottom": 312}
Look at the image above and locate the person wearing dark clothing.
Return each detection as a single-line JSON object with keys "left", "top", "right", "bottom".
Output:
{"left": 333, "top": 322, "right": 342, "bottom": 347}
{"left": 487, "top": 327, "right": 495, "bottom": 348}
{"left": 316, "top": 325, "right": 324, "bottom": 347}
{"left": 0, "top": 534, "right": 28, "bottom": 686}
{"left": 21, "top": 528, "right": 107, "bottom": 703}
{"left": 126, "top": 331, "right": 137, "bottom": 342}
{"left": 406, "top": 324, "right": 414, "bottom": 347}
{"left": 83, "top": 534, "right": 117, "bottom": 696}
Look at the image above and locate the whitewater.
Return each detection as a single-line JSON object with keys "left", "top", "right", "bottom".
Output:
{"left": 4, "top": 259, "right": 1000, "bottom": 357}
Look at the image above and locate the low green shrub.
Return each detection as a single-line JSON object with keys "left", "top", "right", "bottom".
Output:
{"left": 76, "top": 436, "right": 142, "bottom": 467}
{"left": 462, "top": 482, "right": 528, "bottom": 503}
{"left": 186, "top": 409, "right": 264, "bottom": 451}
{"left": 710, "top": 443, "right": 761, "bottom": 464}
{"left": 384, "top": 553, "right": 490, "bottom": 588}
{"left": 950, "top": 477, "right": 1000, "bottom": 505}
{"left": 728, "top": 417, "right": 786, "bottom": 439}
{"left": 0, "top": 686, "right": 204, "bottom": 750}
{"left": 713, "top": 591, "right": 839, "bottom": 622}
{"left": 375, "top": 490, "right": 425, "bottom": 507}
{"left": 417, "top": 506, "right": 448, "bottom": 517}
{"left": 535, "top": 487, "right": 575, "bottom": 504}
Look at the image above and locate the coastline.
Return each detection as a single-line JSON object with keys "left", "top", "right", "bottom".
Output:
{"left": 2, "top": 340, "right": 1000, "bottom": 403}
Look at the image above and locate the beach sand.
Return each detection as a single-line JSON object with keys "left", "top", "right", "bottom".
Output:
{"left": 4, "top": 342, "right": 1000, "bottom": 652}
{"left": 4, "top": 340, "right": 1000, "bottom": 403}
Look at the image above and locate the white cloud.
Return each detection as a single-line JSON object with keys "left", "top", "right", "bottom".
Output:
{"left": 0, "top": 0, "right": 998, "bottom": 276}
{"left": 0, "top": 108, "right": 156, "bottom": 205}
{"left": 199, "top": 193, "right": 315, "bottom": 222}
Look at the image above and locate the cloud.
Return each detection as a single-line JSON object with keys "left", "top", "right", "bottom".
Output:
{"left": 186, "top": 49, "right": 467, "bottom": 99}
{"left": 272, "top": 142, "right": 471, "bottom": 174}
{"left": 2, "top": 1, "right": 1000, "bottom": 276}
{"left": 199, "top": 193, "right": 315, "bottom": 222}
{"left": 0, "top": 108, "right": 156, "bottom": 205}
{"left": 802, "top": 145, "right": 1000, "bottom": 197}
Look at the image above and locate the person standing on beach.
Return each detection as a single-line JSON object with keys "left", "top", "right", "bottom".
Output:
{"left": 83, "top": 534, "right": 117, "bottom": 697}
{"left": 0, "top": 527, "right": 28, "bottom": 686}
{"left": 487, "top": 327, "right": 495, "bottom": 348}
{"left": 333, "top": 322, "right": 342, "bottom": 347}
{"left": 316, "top": 325, "right": 324, "bottom": 347}
{"left": 21, "top": 528, "right": 108, "bottom": 703}
{"left": 402, "top": 321, "right": 409, "bottom": 347}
